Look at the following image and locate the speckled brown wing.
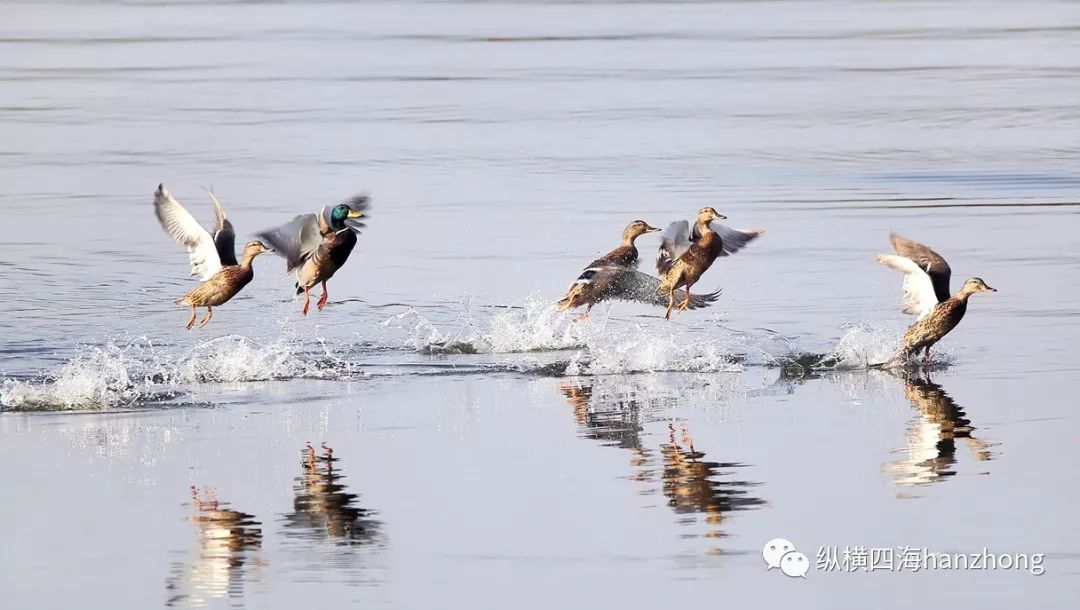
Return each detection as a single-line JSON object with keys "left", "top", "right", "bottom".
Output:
{"left": 902, "top": 298, "right": 968, "bottom": 353}
{"left": 891, "top": 233, "right": 952, "bottom": 303}
{"left": 604, "top": 268, "right": 720, "bottom": 309}
{"left": 590, "top": 245, "right": 638, "bottom": 269}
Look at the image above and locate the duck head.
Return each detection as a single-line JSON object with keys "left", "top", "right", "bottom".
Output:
{"left": 328, "top": 202, "right": 366, "bottom": 231}
{"left": 959, "top": 277, "right": 997, "bottom": 297}
{"left": 696, "top": 207, "right": 726, "bottom": 225}
{"left": 621, "top": 220, "right": 661, "bottom": 245}
{"left": 240, "top": 240, "right": 273, "bottom": 263}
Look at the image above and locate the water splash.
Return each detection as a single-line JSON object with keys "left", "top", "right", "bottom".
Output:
{"left": 824, "top": 323, "right": 902, "bottom": 368}
{"left": 774, "top": 323, "right": 953, "bottom": 374}
{"left": 1, "top": 341, "right": 175, "bottom": 411}
{"left": 0, "top": 335, "right": 366, "bottom": 411}
{"left": 389, "top": 295, "right": 748, "bottom": 375}
{"left": 385, "top": 295, "right": 588, "bottom": 355}
{"left": 565, "top": 325, "right": 743, "bottom": 375}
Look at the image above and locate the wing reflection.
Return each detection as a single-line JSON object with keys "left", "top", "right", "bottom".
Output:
{"left": 282, "top": 443, "right": 382, "bottom": 545}
{"left": 557, "top": 378, "right": 765, "bottom": 544}
{"left": 883, "top": 370, "right": 994, "bottom": 492}
{"left": 559, "top": 379, "right": 654, "bottom": 482}
{"left": 166, "top": 486, "right": 263, "bottom": 609}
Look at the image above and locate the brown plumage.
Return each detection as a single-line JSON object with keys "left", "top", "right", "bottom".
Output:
{"left": 877, "top": 234, "right": 996, "bottom": 365}
{"left": 898, "top": 278, "right": 995, "bottom": 359}
{"left": 556, "top": 220, "right": 720, "bottom": 321}
{"left": 153, "top": 184, "right": 272, "bottom": 329}
{"left": 655, "top": 207, "right": 764, "bottom": 320}
{"left": 256, "top": 196, "right": 370, "bottom": 315}
{"left": 174, "top": 241, "right": 273, "bottom": 329}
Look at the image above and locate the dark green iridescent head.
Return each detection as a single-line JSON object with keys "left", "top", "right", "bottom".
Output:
{"left": 329, "top": 203, "right": 362, "bottom": 230}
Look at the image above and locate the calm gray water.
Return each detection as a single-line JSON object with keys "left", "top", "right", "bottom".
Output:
{"left": 2, "top": 0, "right": 1079, "bottom": 608}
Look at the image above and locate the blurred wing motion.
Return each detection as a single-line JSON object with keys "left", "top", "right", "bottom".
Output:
{"left": 888, "top": 233, "right": 952, "bottom": 303}
{"left": 876, "top": 254, "right": 939, "bottom": 319}
{"left": 319, "top": 194, "right": 372, "bottom": 235}
{"left": 656, "top": 220, "right": 692, "bottom": 274}
{"left": 710, "top": 223, "right": 765, "bottom": 256}
{"left": 255, "top": 214, "right": 322, "bottom": 273}
{"left": 205, "top": 188, "right": 237, "bottom": 266}
{"left": 153, "top": 184, "right": 223, "bottom": 281}
{"left": 592, "top": 265, "right": 721, "bottom": 309}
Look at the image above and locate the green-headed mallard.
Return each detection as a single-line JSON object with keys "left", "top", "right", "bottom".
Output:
{"left": 877, "top": 233, "right": 996, "bottom": 365}
{"left": 153, "top": 184, "right": 272, "bottom": 329}
{"left": 255, "top": 196, "right": 370, "bottom": 315}
{"left": 656, "top": 207, "right": 764, "bottom": 320}
{"left": 556, "top": 220, "right": 720, "bottom": 321}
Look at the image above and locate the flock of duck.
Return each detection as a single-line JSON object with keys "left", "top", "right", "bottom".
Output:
{"left": 153, "top": 184, "right": 995, "bottom": 367}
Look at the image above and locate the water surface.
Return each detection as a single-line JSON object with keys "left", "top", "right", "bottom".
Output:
{"left": 2, "top": 1, "right": 1079, "bottom": 608}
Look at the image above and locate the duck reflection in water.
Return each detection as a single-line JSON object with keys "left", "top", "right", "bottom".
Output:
{"left": 558, "top": 379, "right": 654, "bottom": 482}
{"left": 883, "top": 370, "right": 994, "bottom": 493}
{"left": 558, "top": 379, "right": 765, "bottom": 544}
{"left": 661, "top": 423, "right": 767, "bottom": 541}
{"left": 166, "top": 486, "right": 264, "bottom": 609}
{"left": 283, "top": 442, "right": 381, "bottom": 545}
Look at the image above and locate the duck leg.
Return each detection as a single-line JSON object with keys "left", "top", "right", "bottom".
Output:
{"left": 664, "top": 286, "right": 676, "bottom": 320}
{"left": 199, "top": 306, "right": 213, "bottom": 328}
{"left": 300, "top": 286, "right": 311, "bottom": 316}
{"left": 316, "top": 281, "right": 329, "bottom": 311}
{"left": 678, "top": 285, "right": 693, "bottom": 311}
{"left": 572, "top": 303, "right": 593, "bottom": 323}
{"left": 185, "top": 305, "right": 197, "bottom": 330}
{"left": 923, "top": 347, "right": 931, "bottom": 367}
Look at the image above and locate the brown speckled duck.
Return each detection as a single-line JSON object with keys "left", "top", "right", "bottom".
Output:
{"left": 256, "top": 196, "right": 370, "bottom": 315}
{"left": 556, "top": 220, "right": 720, "bottom": 321}
{"left": 154, "top": 184, "right": 272, "bottom": 329}
{"left": 877, "top": 233, "right": 996, "bottom": 365}
{"left": 656, "top": 207, "right": 764, "bottom": 320}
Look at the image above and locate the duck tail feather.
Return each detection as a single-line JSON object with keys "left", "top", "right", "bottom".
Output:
{"left": 556, "top": 283, "right": 585, "bottom": 311}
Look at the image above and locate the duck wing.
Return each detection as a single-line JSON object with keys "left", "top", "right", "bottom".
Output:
{"left": 597, "top": 266, "right": 721, "bottom": 310}
{"left": 317, "top": 194, "right": 372, "bottom": 236}
{"left": 876, "top": 253, "right": 940, "bottom": 319}
{"left": 710, "top": 223, "right": 765, "bottom": 256}
{"left": 153, "top": 184, "right": 223, "bottom": 281}
{"left": 255, "top": 213, "right": 322, "bottom": 273}
{"left": 656, "top": 220, "right": 692, "bottom": 274}
{"left": 341, "top": 194, "right": 371, "bottom": 233}
{"left": 205, "top": 188, "right": 237, "bottom": 266}
{"left": 889, "top": 233, "right": 952, "bottom": 302}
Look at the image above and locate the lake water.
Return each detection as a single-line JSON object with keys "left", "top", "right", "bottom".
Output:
{"left": 2, "top": 0, "right": 1079, "bottom": 608}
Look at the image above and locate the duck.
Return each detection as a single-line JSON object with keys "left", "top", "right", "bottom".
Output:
{"left": 877, "top": 233, "right": 996, "bottom": 365}
{"left": 555, "top": 220, "right": 720, "bottom": 321}
{"left": 655, "top": 207, "right": 764, "bottom": 320}
{"left": 255, "top": 196, "right": 370, "bottom": 315}
{"left": 153, "top": 184, "right": 272, "bottom": 329}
